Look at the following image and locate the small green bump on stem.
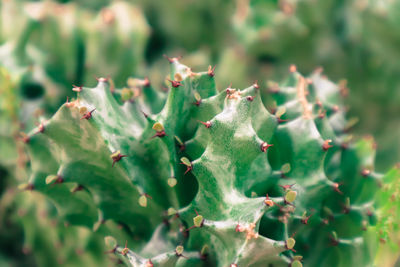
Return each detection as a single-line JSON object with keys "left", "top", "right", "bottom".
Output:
{"left": 71, "top": 184, "right": 84, "bottom": 193}
{"left": 152, "top": 122, "right": 166, "bottom": 138}
{"left": 167, "top": 178, "right": 177, "bottom": 187}
{"left": 285, "top": 190, "right": 297, "bottom": 203}
{"left": 138, "top": 195, "right": 148, "bottom": 207}
{"left": 104, "top": 236, "right": 117, "bottom": 250}
{"left": 121, "top": 88, "right": 133, "bottom": 102}
{"left": 181, "top": 157, "right": 191, "bottom": 166}
{"left": 174, "top": 136, "right": 185, "bottom": 151}
{"left": 200, "top": 245, "right": 209, "bottom": 256}
{"left": 180, "top": 157, "right": 192, "bottom": 175}
{"left": 281, "top": 163, "right": 291, "bottom": 174}
{"left": 175, "top": 245, "right": 184, "bottom": 256}
{"left": 152, "top": 122, "right": 164, "bottom": 132}
{"left": 110, "top": 150, "right": 127, "bottom": 167}
{"left": 18, "top": 183, "right": 34, "bottom": 191}
{"left": 275, "top": 106, "right": 286, "bottom": 118}
{"left": 45, "top": 175, "right": 63, "bottom": 185}
{"left": 93, "top": 220, "right": 103, "bottom": 232}
{"left": 291, "top": 260, "right": 303, "bottom": 267}
{"left": 167, "top": 207, "right": 177, "bottom": 216}
{"left": 286, "top": 237, "right": 296, "bottom": 250}
{"left": 174, "top": 136, "right": 184, "bottom": 146}
{"left": 194, "top": 91, "right": 202, "bottom": 106}
{"left": 193, "top": 215, "right": 204, "bottom": 227}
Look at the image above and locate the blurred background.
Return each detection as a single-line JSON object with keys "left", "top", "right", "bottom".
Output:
{"left": 0, "top": 0, "right": 399, "bottom": 266}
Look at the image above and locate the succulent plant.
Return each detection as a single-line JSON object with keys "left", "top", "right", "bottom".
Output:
{"left": 15, "top": 57, "right": 391, "bottom": 266}
{"left": 231, "top": 0, "right": 400, "bottom": 170}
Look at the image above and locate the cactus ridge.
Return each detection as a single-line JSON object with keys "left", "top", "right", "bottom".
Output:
{"left": 22, "top": 59, "right": 383, "bottom": 267}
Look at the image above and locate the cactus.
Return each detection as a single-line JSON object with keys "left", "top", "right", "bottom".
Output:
{"left": 231, "top": 0, "right": 400, "bottom": 170}
{"left": 16, "top": 57, "right": 389, "bottom": 266}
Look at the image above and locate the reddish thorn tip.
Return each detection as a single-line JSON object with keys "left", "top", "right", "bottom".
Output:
{"left": 143, "top": 77, "right": 150, "bottom": 87}
{"left": 361, "top": 169, "right": 371, "bottom": 177}
{"left": 322, "top": 139, "right": 333, "bottom": 151}
{"left": 207, "top": 65, "right": 216, "bottom": 77}
{"left": 332, "top": 183, "right": 343, "bottom": 194}
{"left": 167, "top": 79, "right": 182, "bottom": 88}
{"left": 163, "top": 54, "right": 181, "bottom": 63}
{"left": 253, "top": 80, "right": 259, "bottom": 89}
{"left": 81, "top": 108, "right": 96, "bottom": 120}
{"left": 198, "top": 120, "right": 211, "bottom": 128}
{"left": 151, "top": 131, "right": 167, "bottom": 139}
{"left": 260, "top": 142, "right": 273, "bottom": 152}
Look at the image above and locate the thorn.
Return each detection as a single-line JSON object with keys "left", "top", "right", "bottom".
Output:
{"left": 182, "top": 165, "right": 192, "bottom": 175}
{"left": 329, "top": 234, "right": 339, "bottom": 246}
{"left": 260, "top": 142, "right": 273, "bottom": 152}
{"left": 21, "top": 183, "right": 34, "bottom": 191}
{"left": 143, "top": 193, "right": 153, "bottom": 200}
{"left": 289, "top": 64, "right": 297, "bottom": 73}
{"left": 226, "top": 83, "right": 234, "bottom": 94}
{"left": 143, "top": 77, "right": 150, "bottom": 87}
{"left": 332, "top": 182, "right": 343, "bottom": 194}
{"left": 167, "top": 79, "right": 182, "bottom": 88}
{"left": 361, "top": 168, "right": 371, "bottom": 177}
{"left": 141, "top": 110, "right": 148, "bottom": 118}
{"left": 71, "top": 184, "right": 84, "bottom": 193}
{"left": 35, "top": 122, "right": 45, "bottom": 134}
{"left": 280, "top": 183, "right": 296, "bottom": 191}
{"left": 318, "top": 109, "right": 326, "bottom": 119}
{"left": 198, "top": 120, "right": 212, "bottom": 128}
{"left": 277, "top": 118, "right": 289, "bottom": 124}
{"left": 207, "top": 65, "right": 216, "bottom": 77}
{"left": 367, "top": 209, "right": 373, "bottom": 217}
{"left": 180, "top": 163, "right": 192, "bottom": 175}
{"left": 54, "top": 175, "right": 64, "bottom": 184}
{"left": 95, "top": 76, "right": 109, "bottom": 83}
{"left": 235, "top": 223, "right": 244, "bottom": 232}
{"left": 72, "top": 85, "right": 82, "bottom": 92}
{"left": 151, "top": 131, "right": 167, "bottom": 139}
{"left": 145, "top": 260, "right": 153, "bottom": 267}
{"left": 121, "top": 241, "right": 129, "bottom": 256}
{"left": 264, "top": 194, "right": 274, "bottom": 207}
{"left": 81, "top": 108, "right": 96, "bottom": 120}
{"left": 163, "top": 54, "right": 182, "bottom": 63}
{"left": 301, "top": 212, "right": 312, "bottom": 225}
{"left": 322, "top": 139, "right": 333, "bottom": 151}
{"left": 111, "top": 151, "right": 127, "bottom": 167}
{"left": 246, "top": 95, "right": 254, "bottom": 101}
{"left": 20, "top": 132, "right": 30, "bottom": 143}
{"left": 253, "top": 80, "right": 259, "bottom": 89}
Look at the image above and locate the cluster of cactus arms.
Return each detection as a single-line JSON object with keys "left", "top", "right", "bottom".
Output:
{"left": 17, "top": 56, "right": 390, "bottom": 267}
{"left": 231, "top": 0, "right": 400, "bottom": 170}
{"left": 0, "top": 0, "right": 150, "bottom": 194}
